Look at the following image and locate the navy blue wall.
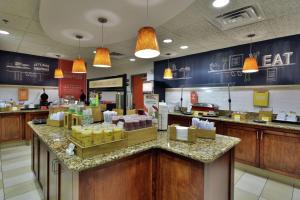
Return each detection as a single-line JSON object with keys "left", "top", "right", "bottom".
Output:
{"left": 0, "top": 50, "right": 58, "bottom": 86}
{"left": 154, "top": 34, "right": 300, "bottom": 101}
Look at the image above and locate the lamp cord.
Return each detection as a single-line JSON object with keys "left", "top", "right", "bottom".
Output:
{"left": 78, "top": 38, "right": 81, "bottom": 58}
{"left": 146, "top": 0, "right": 149, "bottom": 25}
{"left": 101, "top": 22, "right": 104, "bottom": 47}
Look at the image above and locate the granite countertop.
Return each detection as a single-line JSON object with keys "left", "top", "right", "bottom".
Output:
{"left": 0, "top": 109, "right": 49, "bottom": 114}
{"left": 28, "top": 122, "right": 240, "bottom": 172}
{"left": 169, "top": 112, "right": 300, "bottom": 132}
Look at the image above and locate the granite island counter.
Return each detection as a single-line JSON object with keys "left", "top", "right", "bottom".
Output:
{"left": 29, "top": 122, "right": 240, "bottom": 200}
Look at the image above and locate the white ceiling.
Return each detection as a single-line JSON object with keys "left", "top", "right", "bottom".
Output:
{"left": 39, "top": 0, "right": 195, "bottom": 46}
{"left": 0, "top": 0, "right": 300, "bottom": 70}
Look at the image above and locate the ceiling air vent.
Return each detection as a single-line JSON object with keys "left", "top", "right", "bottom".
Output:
{"left": 212, "top": 5, "right": 264, "bottom": 30}
{"left": 110, "top": 52, "right": 125, "bottom": 59}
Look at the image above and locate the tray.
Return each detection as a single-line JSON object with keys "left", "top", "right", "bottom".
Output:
{"left": 272, "top": 119, "right": 300, "bottom": 125}
{"left": 46, "top": 119, "right": 64, "bottom": 127}
{"left": 126, "top": 126, "right": 157, "bottom": 146}
{"left": 69, "top": 136, "right": 128, "bottom": 158}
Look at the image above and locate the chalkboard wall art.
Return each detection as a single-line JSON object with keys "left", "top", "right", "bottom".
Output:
{"left": 0, "top": 50, "right": 58, "bottom": 86}
{"left": 154, "top": 34, "right": 300, "bottom": 91}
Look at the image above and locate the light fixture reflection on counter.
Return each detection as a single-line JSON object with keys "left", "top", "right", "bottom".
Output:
{"left": 242, "top": 34, "right": 259, "bottom": 73}
{"left": 93, "top": 17, "right": 111, "bottom": 68}
{"left": 135, "top": 0, "right": 160, "bottom": 59}
{"left": 72, "top": 35, "right": 87, "bottom": 73}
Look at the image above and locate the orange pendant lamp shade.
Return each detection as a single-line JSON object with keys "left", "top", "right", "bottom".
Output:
{"left": 163, "top": 68, "right": 173, "bottom": 79}
{"left": 93, "top": 48, "right": 111, "bottom": 68}
{"left": 135, "top": 26, "right": 160, "bottom": 59}
{"left": 54, "top": 68, "right": 64, "bottom": 78}
{"left": 242, "top": 56, "right": 259, "bottom": 73}
{"left": 72, "top": 58, "right": 87, "bottom": 73}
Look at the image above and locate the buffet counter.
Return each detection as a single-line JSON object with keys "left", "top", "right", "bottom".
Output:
{"left": 0, "top": 109, "right": 48, "bottom": 142}
{"left": 169, "top": 112, "right": 300, "bottom": 133}
{"left": 168, "top": 112, "right": 300, "bottom": 180}
{"left": 29, "top": 122, "right": 240, "bottom": 200}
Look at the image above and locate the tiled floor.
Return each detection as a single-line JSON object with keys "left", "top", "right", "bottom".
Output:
{"left": 0, "top": 142, "right": 299, "bottom": 200}
{"left": 0, "top": 142, "right": 43, "bottom": 200}
{"left": 235, "top": 169, "right": 300, "bottom": 200}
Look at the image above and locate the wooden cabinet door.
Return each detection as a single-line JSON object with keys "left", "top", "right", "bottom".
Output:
{"left": 225, "top": 124, "right": 259, "bottom": 167}
{"left": 260, "top": 130, "right": 300, "bottom": 179}
{"left": 0, "top": 114, "right": 23, "bottom": 141}
{"left": 49, "top": 152, "right": 60, "bottom": 200}
{"left": 60, "top": 163, "right": 76, "bottom": 200}
{"left": 156, "top": 151, "right": 204, "bottom": 200}
{"left": 39, "top": 141, "right": 49, "bottom": 199}
{"left": 32, "top": 133, "right": 40, "bottom": 178}
{"left": 168, "top": 114, "right": 191, "bottom": 127}
{"left": 25, "top": 112, "right": 48, "bottom": 140}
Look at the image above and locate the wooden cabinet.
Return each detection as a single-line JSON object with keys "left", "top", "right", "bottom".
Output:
{"left": 39, "top": 141, "right": 49, "bottom": 199}
{"left": 225, "top": 124, "right": 259, "bottom": 167}
{"left": 0, "top": 114, "right": 23, "bottom": 141}
{"left": 25, "top": 112, "right": 48, "bottom": 140}
{"left": 260, "top": 130, "right": 300, "bottom": 179}
{"left": 49, "top": 151, "right": 60, "bottom": 200}
{"left": 168, "top": 114, "right": 191, "bottom": 127}
{"left": 32, "top": 133, "right": 40, "bottom": 178}
{"left": 156, "top": 151, "right": 204, "bottom": 200}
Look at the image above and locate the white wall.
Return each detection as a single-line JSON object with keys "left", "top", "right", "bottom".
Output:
{"left": 0, "top": 86, "right": 59, "bottom": 104}
{"left": 165, "top": 87, "right": 300, "bottom": 115}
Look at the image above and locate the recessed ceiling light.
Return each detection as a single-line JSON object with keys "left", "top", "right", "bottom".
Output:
{"left": 0, "top": 30, "right": 10, "bottom": 35}
{"left": 129, "top": 58, "right": 136, "bottom": 62}
{"left": 163, "top": 38, "right": 173, "bottom": 43}
{"left": 180, "top": 45, "right": 189, "bottom": 50}
{"left": 93, "top": 50, "right": 96, "bottom": 54}
{"left": 212, "top": 0, "right": 230, "bottom": 8}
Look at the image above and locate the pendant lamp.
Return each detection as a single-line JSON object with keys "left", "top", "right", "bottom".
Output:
{"left": 135, "top": 0, "right": 160, "bottom": 59}
{"left": 54, "top": 55, "right": 64, "bottom": 78}
{"left": 242, "top": 34, "right": 259, "bottom": 73}
{"left": 163, "top": 57, "right": 173, "bottom": 79}
{"left": 93, "top": 18, "right": 111, "bottom": 68}
{"left": 72, "top": 35, "right": 87, "bottom": 73}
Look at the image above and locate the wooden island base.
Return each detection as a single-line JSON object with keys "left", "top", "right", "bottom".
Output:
{"left": 33, "top": 135, "right": 235, "bottom": 200}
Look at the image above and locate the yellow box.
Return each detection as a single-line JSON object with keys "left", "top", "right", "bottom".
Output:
{"left": 113, "top": 128, "right": 123, "bottom": 141}
{"left": 64, "top": 112, "right": 72, "bottom": 130}
{"left": 259, "top": 111, "right": 273, "bottom": 122}
{"left": 104, "top": 130, "right": 113, "bottom": 143}
{"left": 253, "top": 90, "right": 269, "bottom": 107}
{"left": 72, "top": 114, "right": 82, "bottom": 126}
{"left": 232, "top": 113, "right": 248, "bottom": 121}
{"left": 92, "top": 131, "right": 104, "bottom": 145}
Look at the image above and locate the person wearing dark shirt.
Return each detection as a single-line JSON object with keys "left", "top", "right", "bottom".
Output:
{"left": 80, "top": 89, "right": 86, "bottom": 103}
{"left": 40, "top": 88, "right": 49, "bottom": 106}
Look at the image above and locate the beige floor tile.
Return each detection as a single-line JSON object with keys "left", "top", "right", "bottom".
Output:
{"left": 234, "top": 188, "right": 259, "bottom": 200}
{"left": 293, "top": 187, "right": 300, "bottom": 200}
{"left": 4, "top": 180, "right": 40, "bottom": 199}
{"left": 1, "top": 155, "right": 31, "bottom": 165}
{"left": 235, "top": 169, "right": 245, "bottom": 184}
{"left": 236, "top": 173, "right": 267, "bottom": 196}
{"left": 0, "top": 189, "right": 4, "bottom": 200}
{"left": 3, "top": 166, "right": 31, "bottom": 179}
{"left": 6, "top": 190, "right": 42, "bottom": 200}
{"left": 261, "top": 179, "right": 293, "bottom": 200}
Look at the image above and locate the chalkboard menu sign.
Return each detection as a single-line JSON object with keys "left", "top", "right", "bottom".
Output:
{"left": 154, "top": 34, "right": 300, "bottom": 89}
{"left": 0, "top": 50, "right": 58, "bottom": 86}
